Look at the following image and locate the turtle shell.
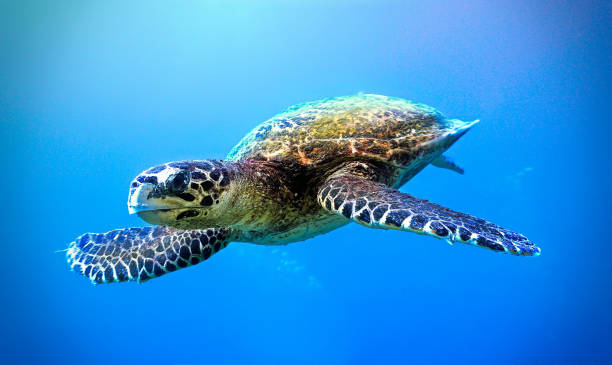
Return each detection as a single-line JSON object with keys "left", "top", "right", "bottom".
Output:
{"left": 226, "top": 94, "right": 473, "bottom": 169}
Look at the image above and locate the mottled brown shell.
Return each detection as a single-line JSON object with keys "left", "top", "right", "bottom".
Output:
{"left": 227, "top": 94, "right": 471, "bottom": 168}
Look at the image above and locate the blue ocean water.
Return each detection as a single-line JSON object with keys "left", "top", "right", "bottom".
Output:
{"left": 1, "top": 1, "right": 611, "bottom": 364}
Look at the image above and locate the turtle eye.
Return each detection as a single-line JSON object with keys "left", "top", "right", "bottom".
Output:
{"left": 167, "top": 171, "right": 190, "bottom": 192}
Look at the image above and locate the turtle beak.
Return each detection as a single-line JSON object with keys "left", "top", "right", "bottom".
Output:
{"left": 127, "top": 183, "right": 191, "bottom": 214}
{"left": 127, "top": 183, "right": 156, "bottom": 214}
{"left": 127, "top": 169, "right": 194, "bottom": 214}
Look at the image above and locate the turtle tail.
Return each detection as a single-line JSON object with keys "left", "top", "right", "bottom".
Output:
{"left": 66, "top": 226, "right": 231, "bottom": 284}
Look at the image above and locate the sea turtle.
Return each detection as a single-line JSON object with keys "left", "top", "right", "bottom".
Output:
{"left": 66, "top": 94, "right": 540, "bottom": 284}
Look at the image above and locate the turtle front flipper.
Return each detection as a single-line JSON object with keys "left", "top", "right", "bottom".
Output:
{"left": 66, "top": 226, "right": 232, "bottom": 284}
{"left": 317, "top": 164, "right": 540, "bottom": 256}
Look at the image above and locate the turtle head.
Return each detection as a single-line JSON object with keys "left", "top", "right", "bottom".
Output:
{"left": 128, "top": 160, "right": 234, "bottom": 228}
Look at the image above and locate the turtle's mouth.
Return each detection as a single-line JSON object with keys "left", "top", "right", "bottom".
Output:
{"left": 127, "top": 183, "right": 190, "bottom": 214}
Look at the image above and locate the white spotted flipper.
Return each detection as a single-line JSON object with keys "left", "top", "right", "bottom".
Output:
{"left": 317, "top": 166, "right": 540, "bottom": 256}
{"left": 66, "top": 226, "right": 231, "bottom": 284}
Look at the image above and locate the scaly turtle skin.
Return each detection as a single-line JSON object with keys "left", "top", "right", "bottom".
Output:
{"left": 66, "top": 94, "right": 540, "bottom": 284}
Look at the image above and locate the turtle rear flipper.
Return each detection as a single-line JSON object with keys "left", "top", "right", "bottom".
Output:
{"left": 431, "top": 154, "right": 464, "bottom": 174}
{"left": 317, "top": 163, "right": 540, "bottom": 256}
{"left": 66, "top": 226, "right": 231, "bottom": 284}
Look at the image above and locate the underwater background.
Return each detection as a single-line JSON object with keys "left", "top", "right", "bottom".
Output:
{"left": 1, "top": 1, "right": 611, "bottom": 364}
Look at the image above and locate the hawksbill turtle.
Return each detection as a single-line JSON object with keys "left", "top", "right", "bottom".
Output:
{"left": 66, "top": 94, "right": 540, "bottom": 284}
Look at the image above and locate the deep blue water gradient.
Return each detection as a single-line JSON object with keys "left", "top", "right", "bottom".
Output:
{"left": 1, "top": 1, "right": 611, "bottom": 364}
